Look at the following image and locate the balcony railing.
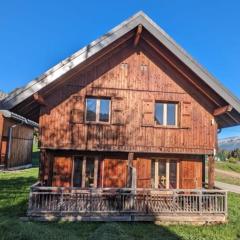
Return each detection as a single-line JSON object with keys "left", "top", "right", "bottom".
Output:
{"left": 27, "top": 183, "right": 227, "bottom": 222}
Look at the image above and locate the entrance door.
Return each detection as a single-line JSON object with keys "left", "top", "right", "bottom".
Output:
{"left": 180, "top": 159, "right": 202, "bottom": 189}
{"left": 134, "top": 158, "right": 151, "bottom": 188}
{"left": 151, "top": 159, "right": 179, "bottom": 189}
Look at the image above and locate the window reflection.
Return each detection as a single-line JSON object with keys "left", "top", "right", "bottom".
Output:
{"left": 155, "top": 102, "right": 177, "bottom": 126}
{"left": 167, "top": 104, "right": 176, "bottom": 125}
{"left": 85, "top": 98, "right": 110, "bottom": 123}
{"left": 85, "top": 157, "right": 95, "bottom": 188}
{"left": 73, "top": 157, "right": 83, "bottom": 187}
{"left": 86, "top": 98, "right": 97, "bottom": 121}
{"left": 155, "top": 103, "right": 164, "bottom": 125}
{"left": 99, "top": 99, "right": 110, "bottom": 122}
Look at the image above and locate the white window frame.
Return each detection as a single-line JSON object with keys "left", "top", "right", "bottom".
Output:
{"left": 85, "top": 97, "right": 111, "bottom": 123}
{"left": 152, "top": 158, "right": 179, "bottom": 189}
{"left": 155, "top": 102, "right": 178, "bottom": 127}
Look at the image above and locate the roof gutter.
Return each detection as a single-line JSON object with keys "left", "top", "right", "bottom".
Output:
{"left": 0, "top": 110, "right": 39, "bottom": 128}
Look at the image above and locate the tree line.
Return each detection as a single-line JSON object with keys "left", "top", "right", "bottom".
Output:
{"left": 217, "top": 148, "right": 240, "bottom": 163}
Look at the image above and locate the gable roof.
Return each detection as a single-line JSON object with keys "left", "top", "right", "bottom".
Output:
{"left": 1, "top": 11, "right": 240, "bottom": 124}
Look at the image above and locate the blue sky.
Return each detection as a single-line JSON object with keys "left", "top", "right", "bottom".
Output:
{"left": 0, "top": 0, "right": 240, "bottom": 138}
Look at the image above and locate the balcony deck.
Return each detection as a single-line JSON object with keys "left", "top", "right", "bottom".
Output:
{"left": 27, "top": 183, "right": 227, "bottom": 224}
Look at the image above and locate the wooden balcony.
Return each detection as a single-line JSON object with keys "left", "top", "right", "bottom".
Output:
{"left": 27, "top": 183, "right": 227, "bottom": 224}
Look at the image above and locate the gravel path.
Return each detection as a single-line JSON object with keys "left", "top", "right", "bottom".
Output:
{"left": 215, "top": 181, "right": 240, "bottom": 194}
{"left": 215, "top": 168, "right": 240, "bottom": 178}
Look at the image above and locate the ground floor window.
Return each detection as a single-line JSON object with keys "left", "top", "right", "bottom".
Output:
{"left": 72, "top": 156, "right": 98, "bottom": 188}
{"left": 151, "top": 159, "right": 179, "bottom": 189}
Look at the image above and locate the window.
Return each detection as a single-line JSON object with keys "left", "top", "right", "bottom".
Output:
{"left": 72, "top": 156, "right": 98, "bottom": 188}
{"left": 85, "top": 157, "right": 95, "bottom": 188}
{"left": 155, "top": 102, "right": 178, "bottom": 126}
{"left": 151, "top": 159, "right": 179, "bottom": 189}
{"left": 73, "top": 157, "right": 83, "bottom": 187}
{"left": 85, "top": 98, "right": 110, "bottom": 123}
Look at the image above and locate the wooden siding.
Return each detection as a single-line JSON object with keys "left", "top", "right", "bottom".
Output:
{"left": 39, "top": 40, "right": 217, "bottom": 155}
{"left": 133, "top": 158, "right": 152, "bottom": 188}
{"left": 52, "top": 156, "right": 72, "bottom": 187}
{"left": 0, "top": 116, "right": 34, "bottom": 168}
{"left": 102, "top": 156, "right": 127, "bottom": 188}
{"left": 180, "top": 159, "right": 202, "bottom": 189}
{"left": 41, "top": 151, "right": 202, "bottom": 189}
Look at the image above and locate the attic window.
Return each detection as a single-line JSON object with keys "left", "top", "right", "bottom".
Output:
{"left": 155, "top": 102, "right": 178, "bottom": 126}
{"left": 85, "top": 97, "right": 111, "bottom": 123}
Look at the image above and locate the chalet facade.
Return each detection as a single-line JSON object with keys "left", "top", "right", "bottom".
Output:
{"left": 1, "top": 12, "right": 240, "bottom": 223}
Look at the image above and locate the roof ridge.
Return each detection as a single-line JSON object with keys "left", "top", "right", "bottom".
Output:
{"left": 2, "top": 11, "right": 240, "bottom": 122}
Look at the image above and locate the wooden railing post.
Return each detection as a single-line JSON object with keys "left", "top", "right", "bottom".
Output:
{"left": 199, "top": 190, "right": 202, "bottom": 215}
{"left": 208, "top": 155, "right": 215, "bottom": 189}
{"left": 225, "top": 191, "right": 228, "bottom": 217}
{"left": 28, "top": 187, "right": 33, "bottom": 215}
{"left": 59, "top": 188, "right": 64, "bottom": 216}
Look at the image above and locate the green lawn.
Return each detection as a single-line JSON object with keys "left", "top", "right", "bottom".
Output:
{"left": 215, "top": 161, "right": 240, "bottom": 174}
{"left": 1, "top": 169, "right": 240, "bottom": 240}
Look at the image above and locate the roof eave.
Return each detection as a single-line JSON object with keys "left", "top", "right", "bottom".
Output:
{"left": 1, "top": 11, "right": 240, "bottom": 125}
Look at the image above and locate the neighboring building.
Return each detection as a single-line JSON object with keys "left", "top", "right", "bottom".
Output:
{"left": 1, "top": 12, "right": 240, "bottom": 223}
{"left": 0, "top": 90, "right": 8, "bottom": 101}
{"left": 0, "top": 110, "right": 38, "bottom": 169}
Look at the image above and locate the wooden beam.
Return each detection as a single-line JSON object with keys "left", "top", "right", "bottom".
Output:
{"left": 33, "top": 93, "right": 47, "bottom": 106}
{"left": 142, "top": 35, "right": 240, "bottom": 126}
{"left": 213, "top": 105, "right": 233, "bottom": 117}
{"left": 142, "top": 37, "right": 221, "bottom": 107}
{"left": 134, "top": 25, "right": 143, "bottom": 46}
{"left": 208, "top": 155, "right": 215, "bottom": 189}
{"left": 127, "top": 152, "right": 134, "bottom": 187}
{"left": 36, "top": 32, "right": 135, "bottom": 99}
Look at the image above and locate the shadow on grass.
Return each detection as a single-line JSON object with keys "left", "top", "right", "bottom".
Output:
{"left": 0, "top": 175, "right": 37, "bottom": 217}
{"left": 0, "top": 171, "right": 181, "bottom": 239}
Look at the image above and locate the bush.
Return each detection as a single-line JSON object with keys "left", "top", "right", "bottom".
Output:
{"left": 228, "top": 157, "right": 237, "bottom": 163}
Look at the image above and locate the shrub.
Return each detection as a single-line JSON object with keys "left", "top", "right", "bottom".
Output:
{"left": 228, "top": 157, "right": 237, "bottom": 163}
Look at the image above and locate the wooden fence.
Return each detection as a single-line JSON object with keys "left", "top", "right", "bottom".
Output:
{"left": 28, "top": 183, "right": 227, "bottom": 221}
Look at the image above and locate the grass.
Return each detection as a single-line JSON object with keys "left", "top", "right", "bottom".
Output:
{"left": 0, "top": 169, "right": 240, "bottom": 240}
{"left": 215, "top": 161, "right": 240, "bottom": 174}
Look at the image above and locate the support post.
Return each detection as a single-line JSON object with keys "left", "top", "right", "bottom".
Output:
{"left": 208, "top": 155, "right": 215, "bottom": 189}
{"left": 213, "top": 105, "right": 232, "bottom": 117}
{"left": 127, "top": 152, "right": 134, "bottom": 188}
{"left": 134, "top": 25, "right": 143, "bottom": 46}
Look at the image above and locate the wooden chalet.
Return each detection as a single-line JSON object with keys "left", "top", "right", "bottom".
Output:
{"left": 1, "top": 12, "right": 240, "bottom": 223}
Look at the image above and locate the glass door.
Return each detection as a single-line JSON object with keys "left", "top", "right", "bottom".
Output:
{"left": 151, "top": 159, "right": 179, "bottom": 189}
{"left": 72, "top": 156, "right": 98, "bottom": 188}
